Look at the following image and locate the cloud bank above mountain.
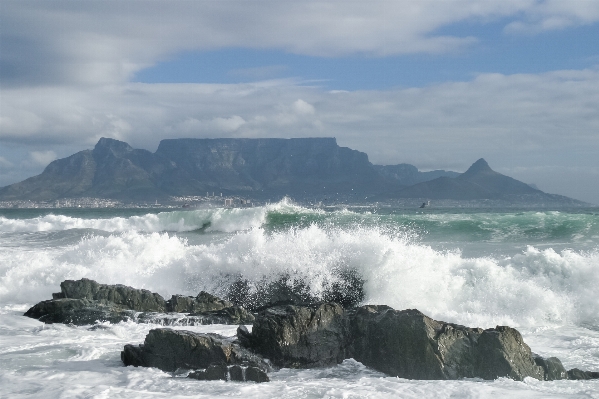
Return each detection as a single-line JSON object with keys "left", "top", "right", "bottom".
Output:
{"left": 1, "top": 1, "right": 598, "bottom": 203}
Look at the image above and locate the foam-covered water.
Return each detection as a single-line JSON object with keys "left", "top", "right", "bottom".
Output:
{"left": 1, "top": 200, "right": 598, "bottom": 398}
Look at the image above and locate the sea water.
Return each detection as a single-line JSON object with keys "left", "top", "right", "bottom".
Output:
{"left": 1, "top": 199, "right": 599, "bottom": 398}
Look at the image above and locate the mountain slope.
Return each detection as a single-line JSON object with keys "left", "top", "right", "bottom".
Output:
{"left": 396, "top": 158, "right": 581, "bottom": 204}
{"left": 0, "top": 137, "right": 395, "bottom": 201}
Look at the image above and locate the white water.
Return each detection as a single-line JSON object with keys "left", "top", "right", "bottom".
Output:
{"left": 1, "top": 202, "right": 598, "bottom": 398}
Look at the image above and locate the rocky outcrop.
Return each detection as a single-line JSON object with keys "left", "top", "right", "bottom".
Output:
{"left": 122, "top": 302, "right": 599, "bottom": 383}
{"left": 121, "top": 328, "right": 270, "bottom": 373}
{"left": 246, "top": 303, "right": 350, "bottom": 368}
{"left": 23, "top": 298, "right": 135, "bottom": 325}
{"left": 166, "top": 292, "right": 232, "bottom": 313}
{"left": 55, "top": 278, "right": 167, "bottom": 312}
{"left": 25, "top": 279, "right": 254, "bottom": 326}
{"left": 240, "top": 304, "right": 547, "bottom": 381}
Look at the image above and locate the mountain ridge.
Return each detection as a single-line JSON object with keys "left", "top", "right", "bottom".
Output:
{"left": 0, "top": 137, "right": 587, "bottom": 206}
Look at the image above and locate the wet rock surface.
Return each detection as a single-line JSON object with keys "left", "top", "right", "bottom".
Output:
{"left": 567, "top": 368, "right": 599, "bottom": 380}
{"left": 121, "top": 328, "right": 270, "bottom": 373}
{"left": 56, "top": 278, "right": 167, "bottom": 312}
{"left": 24, "top": 298, "right": 135, "bottom": 325}
{"left": 166, "top": 292, "right": 233, "bottom": 313}
{"left": 246, "top": 303, "right": 350, "bottom": 368}
{"left": 26, "top": 279, "right": 254, "bottom": 326}
{"left": 533, "top": 355, "right": 568, "bottom": 381}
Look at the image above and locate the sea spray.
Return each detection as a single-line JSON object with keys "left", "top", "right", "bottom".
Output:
{"left": 2, "top": 221, "right": 598, "bottom": 329}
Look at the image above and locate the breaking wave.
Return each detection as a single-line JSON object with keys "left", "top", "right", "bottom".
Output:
{"left": 1, "top": 215, "right": 598, "bottom": 329}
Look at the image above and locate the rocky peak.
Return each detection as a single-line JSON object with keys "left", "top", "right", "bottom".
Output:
{"left": 93, "top": 137, "right": 134, "bottom": 160}
{"left": 461, "top": 158, "right": 493, "bottom": 176}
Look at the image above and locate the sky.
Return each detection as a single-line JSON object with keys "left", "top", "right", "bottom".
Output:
{"left": 1, "top": 1, "right": 598, "bottom": 204}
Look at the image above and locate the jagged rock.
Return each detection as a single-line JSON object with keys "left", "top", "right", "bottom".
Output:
{"left": 121, "top": 328, "right": 270, "bottom": 372}
{"left": 567, "top": 368, "right": 599, "bottom": 380}
{"left": 24, "top": 298, "right": 134, "bottom": 325}
{"left": 166, "top": 292, "right": 233, "bottom": 313}
{"left": 240, "top": 304, "right": 547, "bottom": 381}
{"left": 533, "top": 355, "right": 568, "bottom": 381}
{"left": 475, "top": 326, "right": 544, "bottom": 381}
{"left": 247, "top": 303, "right": 350, "bottom": 368}
{"left": 27, "top": 279, "right": 254, "bottom": 326}
{"left": 347, "top": 306, "right": 544, "bottom": 381}
{"left": 58, "top": 278, "right": 166, "bottom": 312}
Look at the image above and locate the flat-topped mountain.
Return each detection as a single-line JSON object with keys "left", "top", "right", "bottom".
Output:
{"left": 0, "top": 137, "right": 391, "bottom": 201}
{"left": 0, "top": 138, "right": 586, "bottom": 205}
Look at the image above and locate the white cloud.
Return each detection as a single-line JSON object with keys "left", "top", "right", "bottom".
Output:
{"left": 3, "top": 1, "right": 598, "bottom": 87}
{"left": 0, "top": 156, "right": 13, "bottom": 170}
{"left": 292, "top": 99, "right": 316, "bottom": 115}
{"left": 213, "top": 116, "right": 246, "bottom": 132}
{"left": 1, "top": 68, "right": 598, "bottom": 201}
{"left": 29, "top": 151, "right": 57, "bottom": 166}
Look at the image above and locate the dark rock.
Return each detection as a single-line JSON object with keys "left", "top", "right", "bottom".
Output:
{"left": 245, "top": 366, "right": 270, "bottom": 383}
{"left": 248, "top": 303, "right": 350, "bottom": 368}
{"left": 59, "top": 278, "right": 166, "bottom": 312}
{"left": 236, "top": 325, "right": 253, "bottom": 348}
{"left": 567, "top": 368, "right": 599, "bottom": 380}
{"left": 347, "top": 306, "right": 544, "bottom": 381}
{"left": 121, "top": 344, "right": 145, "bottom": 367}
{"left": 27, "top": 279, "right": 254, "bottom": 327}
{"left": 189, "top": 306, "right": 255, "bottom": 325}
{"left": 475, "top": 326, "right": 544, "bottom": 381}
{"left": 228, "top": 365, "right": 244, "bottom": 381}
{"left": 533, "top": 355, "right": 568, "bottom": 380}
{"left": 24, "top": 298, "right": 134, "bottom": 325}
{"left": 121, "top": 328, "right": 270, "bottom": 372}
{"left": 188, "top": 364, "right": 228, "bottom": 381}
{"left": 166, "top": 292, "right": 233, "bottom": 313}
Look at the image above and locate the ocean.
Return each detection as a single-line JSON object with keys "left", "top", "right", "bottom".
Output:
{"left": 1, "top": 199, "right": 599, "bottom": 398}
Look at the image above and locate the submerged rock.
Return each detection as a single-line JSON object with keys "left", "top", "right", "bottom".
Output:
{"left": 187, "top": 364, "right": 269, "bottom": 383}
{"left": 567, "top": 368, "right": 599, "bottom": 380}
{"left": 133, "top": 306, "right": 255, "bottom": 326}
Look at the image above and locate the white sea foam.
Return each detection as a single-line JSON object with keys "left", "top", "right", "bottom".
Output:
{"left": 1, "top": 222, "right": 598, "bottom": 329}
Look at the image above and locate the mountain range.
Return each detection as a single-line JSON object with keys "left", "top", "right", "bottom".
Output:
{"left": 0, "top": 137, "right": 585, "bottom": 205}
